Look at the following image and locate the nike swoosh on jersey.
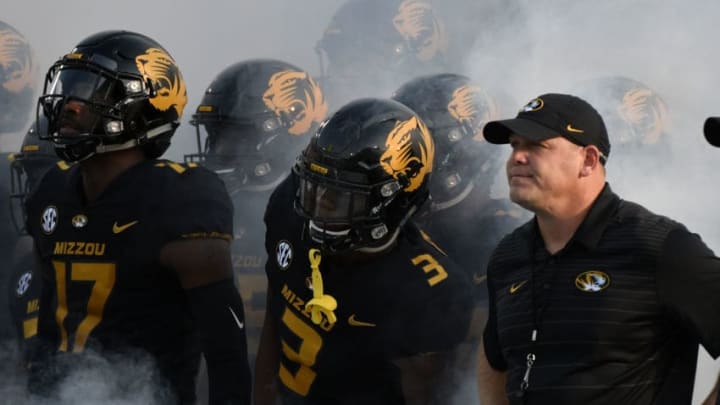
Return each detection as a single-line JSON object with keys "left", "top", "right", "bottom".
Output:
{"left": 509, "top": 280, "right": 528, "bottom": 294}
{"left": 112, "top": 220, "right": 139, "bottom": 234}
{"left": 348, "top": 314, "right": 376, "bottom": 327}
{"left": 228, "top": 307, "right": 244, "bottom": 330}
{"left": 473, "top": 274, "right": 487, "bottom": 285}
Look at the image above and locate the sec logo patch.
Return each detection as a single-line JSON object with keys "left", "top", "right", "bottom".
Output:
{"left": 276, "top": 240, "right": 293, "bottom": 270}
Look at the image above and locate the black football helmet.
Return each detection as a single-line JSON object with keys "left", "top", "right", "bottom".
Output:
{"left": 37, "top": 30, "right": 187, "bottom": 162}
{"left": 393, "top": 73, "right": 502, "bottom": 211}
{"left": 186, "top": 59, "right": 327, "bottom": 195}
{"left": 294, "top": 98, "right": 434, "bottom": 253}
{"left": 9, "top": 118, "right": 58, "bottom": 234}
{"left": 316, "top": 0, "right": 448, "bottom": 107}
{"left": 573, "top": 76, "right": 668, "bottom": 150}
{"left": 0, "top": 20, "right": 36, "bottom": 134}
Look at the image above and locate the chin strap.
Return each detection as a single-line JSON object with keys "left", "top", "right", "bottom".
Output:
{"left": 304, "top": 248, "right": 337, "bottom": 326}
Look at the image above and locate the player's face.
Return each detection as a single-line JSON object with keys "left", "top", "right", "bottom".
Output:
{"left": 506, "top": 134, "right": 585, "bottom": 212}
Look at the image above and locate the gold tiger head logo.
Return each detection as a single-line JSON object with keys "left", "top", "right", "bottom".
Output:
{"left": 262, "top": 70, "right": 328, "bottom": 136}
{"left": 380, "top": 116, "right": 434, "bottom": 192}
{"left": 0, "top": 28, "right": 33, "bottom": 94}
{"left": 392, "top": 0, "right": 448, "bottom": 61}
{"left": 135, "top": 48, "right": 187, "bottom": 116}
{"left": 575, "top": 270, "right": 610, "bottom": 293}
{"left": 617, "top": 87, "right": 668, "bottom": 145}
{"left": 447, "top": 85, "right": 501, "bottom": 141}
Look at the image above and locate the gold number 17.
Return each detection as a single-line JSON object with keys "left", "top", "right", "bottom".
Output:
{"left": 52, "top": 260, "right": 116, "bottom": 352}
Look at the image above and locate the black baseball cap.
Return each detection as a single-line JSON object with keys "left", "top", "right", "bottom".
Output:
{"left": 704, "top": 117, "right": 720, "bottom": 147}
{"left": 484, "top": 93, "right": 611, "bottom": 163}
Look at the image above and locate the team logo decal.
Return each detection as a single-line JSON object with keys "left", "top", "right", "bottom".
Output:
{"left": 380, "top": 116, "right": 434, "bottom": 192}
{"left": 135, "top": 48, "right": 187, "bottom": 116}
{"left": 0, "top": 27, "right": 34, "bottom": 93}
{"left": 71, "top": 214, "right": 88, "bottom": 228}
{"left": 276, "top": 240, "right": 293, "bottom": 270}
{"left": 575, "top": 270, "right": 611, "bottom": 292}
{"left": 447, "top": 85, "right": 500, "bottom": 140}
{"left": 15, "top": 271, "right": 32, "bottom": 297}
{"left": 262, "top": 70, "right": 328, "bottom": 135}
{"left": 617, "top": 88, "right": 668, "bottom": 145}
{"left": 41, "top": 205, "right": 58, "bottom": 235}
{"left": 521, "top": 98, "right": 544, "bottom": 113}
{"left": 393, "top": 0, "right": 447, "bottom": 61}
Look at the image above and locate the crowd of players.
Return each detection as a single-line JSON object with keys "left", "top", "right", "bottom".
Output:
{"left": 0, "top": 0, "right": 718, "bottom": 404}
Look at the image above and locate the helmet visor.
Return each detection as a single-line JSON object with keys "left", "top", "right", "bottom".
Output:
{"left": 41, "top": 68, "right": 125, "bottom": 138}
{"left": 298, "top": 176, "right": 369, "bottom": 222}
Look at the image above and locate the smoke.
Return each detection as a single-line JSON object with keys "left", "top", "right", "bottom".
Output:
{"left": 2, "top": 0, "right": 720, "bottom": 403}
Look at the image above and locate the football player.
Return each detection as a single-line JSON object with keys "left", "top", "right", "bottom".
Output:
{"left": 392, "top": 73, "right": 527, "bottom": 403}
{"left": 7, "top": 120, "right": 56, "bottom": 357}
{"left": 0, "top": 19, "right": 37, "bottom": 344}
{"left": 254, "top": 98, "right": 474, "bottom": 404}
{"left": 25, "top": 30, "right": 250, "bottom": 404}
{"left": 316, "top": 0, "right": 449, "bottom": 109}
{"left": 186, "top": 58, "right": 327, "bottom": 366}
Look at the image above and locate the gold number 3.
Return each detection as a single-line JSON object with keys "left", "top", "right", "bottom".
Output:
{"left": 279, "top": 307, "right": 323, "bottom": 396}
{"left": 52, "top": 260, "right": 116, "bottom": 353}
{"left": 411, "top": 254, "right": 448, "bottom": 286}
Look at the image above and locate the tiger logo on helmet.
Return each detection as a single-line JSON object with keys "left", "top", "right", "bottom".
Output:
{"left": 0, "top": 26, "right": 33, "bottom": 94}
{"left": 617, "top": 87, "right": 668, "bottom": 145}
{"left": 262, "top": 70, "right": 327, "bottom": 135}
{"left": 392, "top": 0, "right": 447, "bottom": 61}
{"left": 447, "top": 84, "right": 501, "bottom": 141}
{"left": 380, "top": 116, "right": 434, "bottom": 192}
{"left": 135, "top": 47, "right": 187, "bottom": 116}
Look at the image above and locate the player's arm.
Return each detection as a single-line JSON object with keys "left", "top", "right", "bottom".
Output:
{"left": 254, "top": 290, "right": 280, "bottom": 405}
{"left": 161, "top": 237, "right": 251, "bottom": 405}
{"left": 478, "top": 338, "right": 508, "bottom": 405}
{"left": 478, "top": 271, "right": 509, "bottom": 405}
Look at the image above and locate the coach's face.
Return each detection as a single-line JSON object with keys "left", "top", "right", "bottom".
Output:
{"left": 506, "top": 134, "right": 586, "bottom": 212}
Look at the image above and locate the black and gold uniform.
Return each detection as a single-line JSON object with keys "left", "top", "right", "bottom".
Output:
{"left": 484, "top": 184, "right": 720, "bottom": 404}
{"left": 0, "top": 152, "right": 20, "bottom": 342}
{"left": 7, "top": 240, "right": 41, "bottom": 350}
{"left": 264, "top": 174, "right": 472, "bottom": 403}
{"left": 25, "top": 159, "right": 234, "bottom": 401}
{"left": 7, "top": 122, "right": 58, "bottom": 349}
{"left": 256, "top": 98, "right": 474, "bottom": 404}
{"left": 187, "top": 59, "right": 328, "bottom": 364}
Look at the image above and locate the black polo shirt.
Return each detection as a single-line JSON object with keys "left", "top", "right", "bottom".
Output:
{"left": 483, "top": 183, "right": 720, "bottom": 405}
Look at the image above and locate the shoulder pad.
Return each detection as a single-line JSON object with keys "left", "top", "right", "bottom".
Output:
{"left": 153, "top": 159, "right": 199, "bottom": 175}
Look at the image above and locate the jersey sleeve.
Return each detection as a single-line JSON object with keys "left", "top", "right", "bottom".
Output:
{"left": 385, "top": 251, "right": 474, "bottom": 356}
{"left": 657, "top": 227, "right": 720, "bottom": 358}
{"left": 161, "top": 165, "right": 234, "bottom": 242}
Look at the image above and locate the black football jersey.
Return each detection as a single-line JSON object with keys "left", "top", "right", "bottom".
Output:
{"left": 264, "top": 174, "right": 473, "bottom": 403}
{"left": 231, "top": 192, "right": 271, "bottom": 362}
{"left": 1, "top": 151, "right": 22, "bottom": 341}
{"left": 419, "top": 192, "right": 527, "bottom": 303}
{"left": 7, "top": 240, "right": 42, "bottom": 349}
{"left": 25, "top": 159, "right": 233, "bottom": 401}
